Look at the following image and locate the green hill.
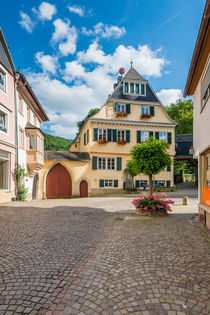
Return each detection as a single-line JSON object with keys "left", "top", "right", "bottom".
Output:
{"left": 44, "top": 133, "right": 72, "bottom": 151}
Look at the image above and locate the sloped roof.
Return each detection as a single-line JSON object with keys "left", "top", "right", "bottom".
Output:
{"left": 44, "top": 151, "right": 91, "bottom": 162}
{"left": 0, "top": 28, "right": 15, "bottom": 74}
{"left": 123, "top": 66, "right": 146, "bottom": 81}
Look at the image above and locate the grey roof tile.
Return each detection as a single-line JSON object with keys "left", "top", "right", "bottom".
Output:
{"left": 44, "top": 151, "right": 91, "bottom": 162}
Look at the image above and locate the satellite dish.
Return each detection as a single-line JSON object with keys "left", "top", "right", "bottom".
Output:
{"left": 119, "top": 67, "right": 125, "bottom": 75}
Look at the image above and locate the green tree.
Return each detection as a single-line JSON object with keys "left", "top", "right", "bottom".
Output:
{"left": 131, "top": 138, "right": 172, "bottom": 194}
{"left": 44, "top": 133, "right": 72, "bottom": 151}
{"left": 165, "top": 99, "right": 193, "bottom": 134}
{"left": 126, "top": 159, "right": 138, "bottom": 189}
{"left": 77, "top": 108, "right": 100, "bottom": 131}
{"left": 15, "top": 164, "right": 28, "bottom": 201}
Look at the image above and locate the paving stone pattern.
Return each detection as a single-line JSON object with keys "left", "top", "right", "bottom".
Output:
{"left": 0, "top": 203, "right": 209, "bottom": 314}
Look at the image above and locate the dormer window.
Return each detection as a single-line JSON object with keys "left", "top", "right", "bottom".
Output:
{"left": 123, "top": 81, "right": 146, "bottom": 96}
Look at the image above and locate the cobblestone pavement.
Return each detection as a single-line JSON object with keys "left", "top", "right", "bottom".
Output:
{"left": 0, "top": 201, "right": 209, "bottom": 314}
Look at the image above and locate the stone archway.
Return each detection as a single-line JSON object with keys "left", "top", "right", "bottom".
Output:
{"left": 46, "top": 163, "right": 72, "bottom": 198}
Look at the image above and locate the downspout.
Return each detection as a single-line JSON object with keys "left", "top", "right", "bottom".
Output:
{"left": 14, "top": 72, "right": 20, "bottom": 199}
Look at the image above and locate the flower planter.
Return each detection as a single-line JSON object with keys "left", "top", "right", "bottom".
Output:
{"left": 98, "top": 139, "right": 109, "bottom": 144}
{"left": 141, "top": 113, "right": 151, "bottom": 119}
{"left": 116, "top": 111, "right": 127, "bottom": 118}
{"left": 175, "top": 146, "right": 180, "bottom": 153}
{"left": 117, "top": 139, "right": 127, "bottom": 145}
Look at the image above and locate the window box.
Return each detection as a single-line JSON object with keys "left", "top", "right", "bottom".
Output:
{"left": 98, "top": 139, "right": 109, "bottom": 144}
{"left": 141, "top": 113, "right": 151, "bottom": 119}
{"left": 117, "top": 139, "right": 127, "bottom": 145}
{"left": 175, "top": 146, "right": 180, "bottom": 153}
{"left": 116, "top": 111, "right": 127, "bottom": 117}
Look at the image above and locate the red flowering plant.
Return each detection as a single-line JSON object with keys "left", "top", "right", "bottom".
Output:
{"left": 117, "top": 139, "right": 127, "bottom": 145}
{"left": 175, "top": 145, "right": 180, "bottom": 153}
{"left": 98, "top": 139, "right": 109, "bottom": 144}
{"left": 141, "top": 113, "right": 151, "bottom": 119}
{"left": 132, "top": 192, "right": 174, "bottom": 216}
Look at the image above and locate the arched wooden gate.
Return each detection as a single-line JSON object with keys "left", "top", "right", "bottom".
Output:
{"left": 80, "top": 180, "right": 88, "bottom": 197}
{"left": 46, "top": 164, "right": 72, "bottom": 198}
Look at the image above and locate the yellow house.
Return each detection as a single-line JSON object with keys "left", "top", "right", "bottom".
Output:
{"left": 40, "top": 66, "right": 177, "bottom": 198}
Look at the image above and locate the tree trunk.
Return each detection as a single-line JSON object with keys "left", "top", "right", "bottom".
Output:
{"left": 148, "top": 174, "right": 153, "bottom": 195}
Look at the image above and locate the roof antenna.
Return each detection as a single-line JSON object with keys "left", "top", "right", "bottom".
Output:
{"left": 130, "top": 59, "right": 133, "bottom": 68}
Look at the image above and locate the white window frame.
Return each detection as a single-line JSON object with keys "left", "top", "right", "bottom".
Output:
{"left": 98, "top": 128, "right": 107, "bottom": 140}
{"left": 141, "top": 131, "right": 149, "bottom": 142}
{"left": 140, "top": 180, "right": 148, "bottom": 187}
{"left": 0, "top": 66, "right": 7, "bottom": 93}
{"left": 28, "top": 134, "right": 36, "bottom": 150}
{"left": 0, "top": 150, "right": 9, "bottom": 190}
{"left": 141, "top": 106, "right": 149, "bottom": 115}
{"left": 19, "top": 129, "right": 24, "bottom": 149}
{"left": 97, "top": 157, "right": 116, "bottom": 171}
{"left": 117, "top": 129, "right": 126, "bottom": 141}
{"left": 123, "top": 81, "right": 146, "bottom": 96}
{"left": 159, "top": 132, "right": 167, "bottom": 142}
{"left": 157, "top": 180, "right": 165, "bottom": 187}
{"left": 27, "top": 107, "right": 30, "bottom": 122}
{"left": 0, "top": 106, "right": 9, "bottom": 135}
{"left": 104, "top": 179, "right": 114, "bottom": 188}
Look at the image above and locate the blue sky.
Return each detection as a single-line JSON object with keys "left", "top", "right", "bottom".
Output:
{"left": 1, "top": 0, "right": 206, "bottom": 138}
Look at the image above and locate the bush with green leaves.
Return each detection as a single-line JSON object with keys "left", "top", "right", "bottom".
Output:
{"left": 15, "top": 164, "right": 28, "bottom": 201}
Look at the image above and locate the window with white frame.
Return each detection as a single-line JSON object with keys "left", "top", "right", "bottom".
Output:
{"left": 28, "top": 134, "right": 36, "bottom": 150}
{"left": 0, "top": 110, "right": 7, "bottom": 133}
{"left": 117, "top": 130, "right": 126, "bottom": 141}
{"left": 98, "top": 129, "right": 106, "bottom": 140}
{"left": 107, "top": 158, "right": 115, "bottom": 170}
{"left": 157, "top": 180, "right": 165, "bottom": 187}
{"left": 19, "top": 129, "right": 24, "bottom": 148}
{"left": 140, "top": 180, "right": 148, "bottom": 187}
{"left": 0, "top": 150, "right": 9, "bottom": 190}
{"left": 27, "top": 107, "right": 30, "bottom": 122}
{"left": 123, "top": 82, "right": 146, "bottom": 96}
{"left": 98, "top": 157, "right": 106, "bottom": 170}
{"left": 18, "top": 96, "right": 23, "bottom": 114}
{"left": 159, "top": 132, "right": 167, "bottom": 141}
{"left": 0, "top": 69, "right": 6, "bottom": 92}
{"left": 98, "top": 157, "right": 115, "bottom": 170}
{"left": 141, "top": 131, "right": 149, "bottom": 142}
{"left": 141, "top": 106, "right": 149, "bottom": 115}
{"left": 104, "top": 179, "right": 114, "bottom": 187}
{"left": 114, "top": 103, "right": 125, "bottom": 112}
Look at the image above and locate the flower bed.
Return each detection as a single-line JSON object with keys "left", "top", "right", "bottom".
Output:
{"left": 132, "top": 193, "right": 174, "bottom": 216}
{"left": 141, "top": 113, "right": 151, "bottom": 119}
{"left": 117, "top": 139, "right": 127, "bottom": 145}
{"left": 98, "top": 139, "right": 109, "bottom": 144}
{"left": 116, "top": 111, "right": 127, "bottom": 117}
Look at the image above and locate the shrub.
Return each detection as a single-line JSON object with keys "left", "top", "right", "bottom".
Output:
{"left": 15, "top": 164, "right": 28, "bottom": 201}
{"left": 132, "top": 192, "right": 174, "bottom": 215}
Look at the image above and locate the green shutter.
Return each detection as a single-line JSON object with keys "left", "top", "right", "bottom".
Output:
{"left": 87, "top": 130, "right": 89, "bottom": 143}
{"left": 166, "top": 180, "right": 171, "bottom": 187}
{"left": 155, "top": 132, "right": 159, "bottom": 140}
{"left": 112, "top": 129, "right": 117, "bottom": 142}
{"left": 92, "top": 156, "right": 97, "bottom": 170}
{"left": 167, "top": 165, "right": 171, "bottom": 172}
{"left": 155, "top": 180, "right": 158, "bottom": 187}
{"left": 108, "top": 129, "right": 112, "bottom": 142}
{"left": 99, "top": 179, "right": 104, "bottom": 187}
{"left": 84, "top": 133, "right": 86, "bottom": 145}
{"left": 126, "top": 130, "right": 130, "bottom": 143}
{"left": 125, "top": 82, "right": 128, "bottom": 93}
{"left": 149, "top": 131, "right": 153, "bottom": 138}
{"left": 136, "top": 84, "right": 139, "bottom": 94}
{"left": 167, "top": 132, "right": 172, "bottom": 144}
{"left": 114, "top": 103, "right": 117, "bottom": 113}
{"left": 114, "top": 180, "right": 118, "bottom": 187}
{"left": 130, "top": 83, "right": 134, "bottom": 93}
{"left": 135, "top": 180, "right": 140, "bottom": 188}
{"left": 117, "top": 157, "right": 122, "bottom": 170}
{"left": 94, "top": 128, "right": 98, "bottom": 141}
{"left": 150, "top": 106, "right": 154, "bottom": 116}
{"left": 137, "top": 131, "right": 141, "bottom": 143}
{"left": 126, "top": 104, "right": 130, "bottom": 114}
{"left": 141, "top": 84, "right": 145, "bottom": 95}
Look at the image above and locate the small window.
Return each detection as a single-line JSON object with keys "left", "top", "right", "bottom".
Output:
{"left": 0, "top": 69, "right": 6, "bottom": 92}
{"left": 0, "top": 111, "right": 7, "bottom": 133}
{"left": 28, "top": 134, "right": 36, "bottom": 150}
{"left": 107, "top": 158, "right": 115, "bottom": 170}
{"left": 18, "top": 96, "right": 23, "bottom": 114}
{"left": 157, "top": 180, "right": 165, "bottom": 187}
{"left": 104, "top": 179, "right": 114, "bottom": 187}
{"left": 159, "top": 132, "right": 167, "bottom": 142}
{"left": 114, "top": 104, "right": 125, "bottom": 112}
{"left": 140, "top": 180, "right": 148, "bottom": 188}
{"left": 141, "top": 131, "right": 148, "bottom": 142}
{"left": 141, "top": 106, "right": 149, "bottom": 115}
{"left": 98, "top": 129, "right": 106, "bottom": 140}
{"left": 117, "top": 130, "right": 126, "bottom": 141}
{"left": 19, "top": 129, "right": 24, "bottom": 149}
{"left": 27, "top": 107, "right": 30, "bottom": 122}
{"left": 0, "top": 150, "right": 9, "bottom": 190}
{"left": 124, "top": 82, "right": 129, "bottom": 93}
{"left": 98, "top": 157, "right": 106, "bottom": 170}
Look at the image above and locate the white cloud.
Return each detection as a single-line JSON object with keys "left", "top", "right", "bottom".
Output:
{"left": 35, "top": 51, "right": 58, "bottom": 74}
{"left": 67, "top": 5, "right": 85, "bottom": 17}
{"left": 157, "top": 89, "right": 182, "bottom": 106}
{"left": 51, "top": 18, "right": 77, "bottom": 55}
{"left": 82, "top": 22, "right": 126, "bottom": 39}
{"left": 32, "top": 2, "right": 57, "bottom": 21}
{"left": 19, "top": 12, "right": 35, "bottom": 33}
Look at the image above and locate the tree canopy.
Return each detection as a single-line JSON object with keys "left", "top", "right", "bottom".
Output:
{"left": 77, "top": 108, "right": 100, "bottom": 131}
{"left": 44, "top": 133, "right": 72, "bottom": 151}
{"left": 165, "top": 99, "right": 193, "bottom": 134}
{"left": 131, "top": 138, "right": 172, "bottom": 194}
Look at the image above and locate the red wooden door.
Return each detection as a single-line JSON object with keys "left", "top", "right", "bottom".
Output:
{"left": 80, "top": 180, "right": 88, "bottom": 197}
{"left": 46, "top": 164, "right": 72, "bottom": 198}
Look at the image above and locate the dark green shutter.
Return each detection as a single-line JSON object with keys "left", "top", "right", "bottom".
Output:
{"left": 137, "top": 131, "right": 141, "bottom": 143}
{"left": 126, "top": 130, "right": 130, "bottom": 143}
{"left": 149, "top": 131, "right": 153, "bottom": 138}
{"left": 99, "top": 179, "right": 104, "bottom": 187}
{"left": 84, "top": 133, "right": 86, "bottom": 145}
{"left": 92, "top": 156, "right": 97, "bottom": 170}
{"left": 126, "top": 104, "right": 130, "bottom": 114}
{"left": 108, "top": 129, "right": 112, "bottom": 142}
{"left": 114, "top": 180, "right": 118, "bottom": 187}
{"left": 167, "top": 132, "right": 172, "bottom": 144}
{"left": 114, "top": 103, "right": 117, "bottom": 112}
{"left": 135, "top": 180, "right": 140, "bottom": 188}
{"left": 166, "top": 180, "right": 171, "bottom": 187}
{"left": 155, "top": 132, "right": 159, "bottom": 140}
{"left": 167, "top": 165, "right": 171, "bottom": 172}
{"left": 94, "top": 128, "right": 98, "bottom": 141}
{"left": 117, "top": 157, "right": 122, "bottom": 170}
{"left": 112, "top": 129, "right": 117, "bottom": 142}
{"left": 141, "top": 84, "right": 145, "bottom": 95}
{"left": 150, "top": 106, "right": 154, "bottom": 116}
{"left": 155, "top": 180, "right": 158, "bottom": 187}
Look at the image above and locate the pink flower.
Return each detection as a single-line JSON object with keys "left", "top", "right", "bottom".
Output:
{"left": 169, "top": 199, "right": 174, "bottom": 204}
{"left": 156, "top": 198, "right": 160, "bottom": 202}
{"left": 157, "top": 205, "right": 162, "bottom": 209}
{"left": 152, "top": 207, "right": 156, "bottom": 211}
{"left": 144, "top": 207, "right": 148, "bottom": 211}
{"left": 161, "top": 193, "right": 167, "bottom": 198}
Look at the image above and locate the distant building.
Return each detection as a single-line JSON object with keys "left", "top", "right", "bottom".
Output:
{"left": 40, "top": 65, "right": 177, "bottom": 198}
{"left": 184, "top": 1, "right": 210, "bottom": 228}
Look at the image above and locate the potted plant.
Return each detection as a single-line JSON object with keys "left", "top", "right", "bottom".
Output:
{"left": 116, "top": 111, "right": 127, "bottom": 118}
{"left": 141, "top": 113, "right": 151, "bottom": 119}
{"left": 98, "top": 139, "right": 109, "bottom": 144}
{"left": 117, "top": 139, "right": 127, "bottom": 145}
{"left": 175, "top": 145, "right": 180, "bottom": 153}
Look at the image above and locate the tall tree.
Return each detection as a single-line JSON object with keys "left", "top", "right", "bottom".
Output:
{"left": 77, "top": 108, "right": 100, "bottom": 131}
{"left": 165, "top": 99, "right": 193, "bottom": 134}
{"left": 131, "top": 138, "right": 172, "bottom": 194}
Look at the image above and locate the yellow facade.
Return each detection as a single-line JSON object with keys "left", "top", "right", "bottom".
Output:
{"left": 40, "top": 66, "right": 177, "bottom": 198}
